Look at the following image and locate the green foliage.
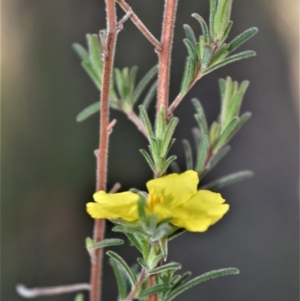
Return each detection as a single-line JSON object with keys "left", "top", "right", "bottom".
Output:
{"left": 139, "top": 106, "right": 178, "bottom": 177}
{"left": 85, "top": 237, "right": 124, "bottom": 249}
{"left": 74, "top": 293, "right": 84, "bottom": 301}
{"left": 180, "top": 1, "right": 258, "bottom": 96}
{"left": 74, "top": 34, "right": 158, "bottom": 121}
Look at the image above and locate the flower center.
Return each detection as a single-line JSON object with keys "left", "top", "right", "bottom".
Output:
{"left": 148, "top": 188, "right": 163, "bottom": 211}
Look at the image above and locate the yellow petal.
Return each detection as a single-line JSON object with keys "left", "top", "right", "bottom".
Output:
{"left": 146, "top": 170, "right": 199, "bottom": 207}
{"left": 169, "top": 190, "right": 229, "bottom": 232}
{"left": 86, "top": 191, "right": 139, "bottom": 221}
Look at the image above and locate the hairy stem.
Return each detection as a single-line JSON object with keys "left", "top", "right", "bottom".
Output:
{"left": 116, "top": 0, "right": 161, "bottom": 50}
{"left": 16, "top": 284, "right": 90, "bottom": 298}
{"left": 90, "top": 1, "right": 118, "bottom": 301}
{"left": 125, "top": 269, "right": 147, "bottom": 300}
{"left": 157, "top": 0, "right": 179, "bottom": 112}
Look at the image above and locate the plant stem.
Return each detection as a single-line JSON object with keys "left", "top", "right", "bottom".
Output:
{"left": 127, "top": 111, "right": 148, "bottom": 138}
{"left": 167, "top": 72, "right": 202, "bottom": 116}
{"left": 116, "top": 0, "right": 161, "bottom": 50}
{"left": 157, "top": 0, "right": 179, "bottom": 112}
{"left": 16, "top": 284, "right": 90, "bottom": 298}
{"left": 90, "top": 1, "right": 118, "bottom": 301}
{"left": 125, "top": 269, "right": 147, "bottom": 300}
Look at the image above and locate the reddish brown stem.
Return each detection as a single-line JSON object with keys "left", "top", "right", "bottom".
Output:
{"left": 116, "top": 0, "right": 161, "bottom": 50}
{"left": 157, "top": 0, "right": 179, "bottom": 112}
{"left": 127, "top": 111, "right": 148, "bottom": 138}
{"left": 125, "top": 269, "right": 147, "bottom": 300}
{"left": 167, "top": 72, "right": 202, "bottom": 117}
{"left": 90, "top": 1, "right": 118, "bottom": 301}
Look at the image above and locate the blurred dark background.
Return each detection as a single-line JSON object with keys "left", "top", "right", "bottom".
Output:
{"left": 2, "top": 0, "right": 299, "bottom": 301}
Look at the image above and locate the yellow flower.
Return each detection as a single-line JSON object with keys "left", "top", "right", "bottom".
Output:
{"left": 86, "top": 170, "right": 229, "bottom": 232}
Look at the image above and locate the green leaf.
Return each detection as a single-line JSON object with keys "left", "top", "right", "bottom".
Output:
{"left": 152, "top": 222, "right": 174, "bottom": 242}
{"left": 138, "top": 197, "right": 149, "bottom": 231}
{"left": 201, "top": 170, "right": 254, "bottom": 190}
{"left": 165, "top": 268, "right": 239, "bottom": 301}
{"left": 195, "top": 114, "right": 209, "bottom": 138}
{"left": 220, "top": 76, "right": 233, "bottom": 125}
{"left": 196, "top": 135, "right": 209, "bottom": 174}
{"left": 210, "top": 44, "right": 229, "bottom": 65}
{"left": 112, "top": 225, "right": 149, "bottom": 237}
{"left": 115, "top": 68, "right": 125, "bottom": 100}
{"left": 110, "top": 258, "right": 128, "bottom": 300}
{"left": 215, "top": 112, "right": 251, "bottom": 150}
{"left": 74, "top": 293, "right": 84, "bottom": 301}
{"left": 221, "top": 20, "right": 233, "bottom": 43}
{"left": 183, "top": 24, "right": 197, "bottom": 47}
{"left": 81, "top": 61, "right": 101, "bottom": 89}
{"left": 155, "top": 106, "right": 167, "bottom": 143}
{"left": 140, "top": 81, "right": 157, "bottom": 113}
{"left": 192, "top": 13, "right": 209, "bottom": 37}
{"left": 182, "top": 140, "right": 193, "bottom": 170}
{"left": 106, "top": 251, "right": 136, "bottom": 286}
{"left": 168, "top": 228, "right": 186, "bottom": 241}
{"left": 192, "top": 128, "right": 201, "bottom": 149}
{"left": 132, "top": 65, "right": 158, "bottom": 105}
{"left": 161, "top": 155, "right": 177, "bottom": 175}
{"left": 203, "top": 50, "right": 256, "bottom": 75}
{"left": 160, "top": 117, "right": 179, "bottom": 158}
{"left": 171, "top": 272, "right": 192, "bottom": 290}
{"left": 205, "top": 145, "right": 231, "bottom": 174}
{"left": 76, "top": 102, "right": 100, "bottom": 122}
{"left": 124, "top": 233, "right": 144, "bottom": 254}
{"left": 180, "top": 56, "right": 195, "bottom": 94}
{"left": 148, "top": 262, "right": 181, "bottom": 275}
{"left": 89, "top": 238, "right": 124, "bottom": 249}
{"left": 209, "top": 0, "right": 217, "bottom": 38}
{"left": 214, "top": 0, "right": 233, "bottom": 41}
{"left": 139, "top": 284, "right": 171, "bottom": 298}
{"left": 183, "top": 39, "right": 197, "bottom": 62}
{"left": 225, "top": 80, "right": 249, "bottom": 127}
{"left": 87, "top": 34, "right": 103, "bottom": 75}
{"left": 170, "top": 161, "right": 180, "bottom": 174}
{"left": 228, "top": 27, "right": 258, "bottom": 53}
{"left": 209, "top": 121, "right": 221, "bottom": 146}
{"left": 72, "top": 44, "right": 90, "bottom": 63}
{"left": 159, "top": 236, "right": 169, "bottom": 262}
{"left": 139, "top": 105, "right": 154, "bottom": 138}
{"left": 201, "top": 44, "right": 213, "bottom": 70}
{"left": 140, "top": 149, "right": 156, "bottom": 172}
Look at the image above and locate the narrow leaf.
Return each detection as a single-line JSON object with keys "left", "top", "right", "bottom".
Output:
{"left": 81, "top": 61, "right": 101, "bottom": 89}
{"left": 166, "top": 268, "right": 239, "bottom": 301}
{"left": 196, "top": 135, "right": 209, "bottom": 174}
{"left": 106, "top": 251, "right": 136, "bottom": 286}
{"left": 168, "top": 228, "right": 186, "bottom": 241}
{"left": 140, "top": 149, "right": 155, "bottom": 172}
{"left": 201, "top": 44, "right": 213, "bottom": 69}
{"left": 87, "top": 34, "right": 102, "bottom": 74}
{"left": 183, "top": 39, "right": 197, "bottom": 62}
{"left": 110, "top": 258, "right": 127, "bottom": 300}
{"left": 170, "top": 161, "right": 180, "bottom": 174}
{"left": 139, "top": 105, "right": 154, "bottom": 138}
{"left": 171, "top": 272, "right": 192, "bottom": 290}
{"left": 182, "top": 140, "right": 193, "bottom": 170}
{"left": 90, "top": 238, "right": 124, "bottom": 249}
{"left": 195, "top": 114, "right": 209, "bottom": 137}
{"left": 221, "top": 20, "right": 233, "bottom": 43}
{"left": 160, "top": 117, "right": 179, "bottom": 158}
{"left": 140, "top": 81, "right": 157, "bottom": 113}
{"left": 228, "top": 27, "right": 259, "bottom": 53}
{"left": 148, "top": 262, "right": 181, "bottom": 275}
{"left": 209, "top": 0, "right": 217, "bottom": 38}
{"left": 201, "top": 170, "right": 254, "bottom": 190}
{"left": 72, "top": 44, "right": 90, "bottom": 63}
{"left": 210, "top": 44, "right": 229, "bottom": 65}
{"left": 203, "top": 51, "right": 256, "bottom": 75}
{"left": 183, "top": 24, "right": 196, "bottom": 46}
{"left": 161, "top": 155, "right": 177, "bottom": 174}
{"left": 205, "top": 145, "right": 231, "bottom": 174}
{"left": 139, "top": 284, "right": 171, "bottom": 298}
{"left": 125, "top": 233, "right": 143, "bottom": 254}
{"left": 132, "top": 65, "right": 158, "bottom": 105}
{"left": 192, "top": 13, "right": 209, "bottom": 37}
{"left": 180, "top": 56, "right": 195, "bottom": 94}
{"left": 76, "top": 102, "right": 100, "bottom": 122}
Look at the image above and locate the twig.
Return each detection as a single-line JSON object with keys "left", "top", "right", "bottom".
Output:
{"left": 116, "top": 0, "right": 161, "bottom": 51}
{"left": 125, "top": 269, "right": 147, "bottom": 300}
{"left": 16, "top": 283, "right": 90, "bottom": 298}
{"left": 167, "top": 72, "right": 202, "bottom": 117}
{"left": 91, "top": 1, "right": 118, "bottom": 301}
{"left": 109, "top": 182, "right": 122, "bottom": 193}
{"left": 157, "top": 0, "right": 179, "bottom": 112}
{"left": 127, "top": 111, "right": 148, "bottom": 138}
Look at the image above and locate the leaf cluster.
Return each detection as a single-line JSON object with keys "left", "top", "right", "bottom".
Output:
{"left": 180, "top": 0, "right": 257, "bottom": 95}
{"left": 73, "top": 34, "right": 157, "bottom": 122}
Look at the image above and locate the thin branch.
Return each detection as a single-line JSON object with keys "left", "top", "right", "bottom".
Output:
{"left": 167, "top": 72, "right": 202, "bottom": 117}
{"left": 116, "top": 0, "right": 161, "bottom": 51}
{"left": 157, "top": 0, "right": 179, "bottom": 112}
{"left": 16, "top": 283, "right": 90, "bottom": 298}
{"left": 91, "top": 1, "right": 118, "bottom": 301}
{"left": 127, "top": 111, "right": 148, "bottom": 138}
{"left": 125, "top": 269, "right": 147, "bottom": 300}
{"left": 109, "top": 182, "right": 122, "bottom": 193}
